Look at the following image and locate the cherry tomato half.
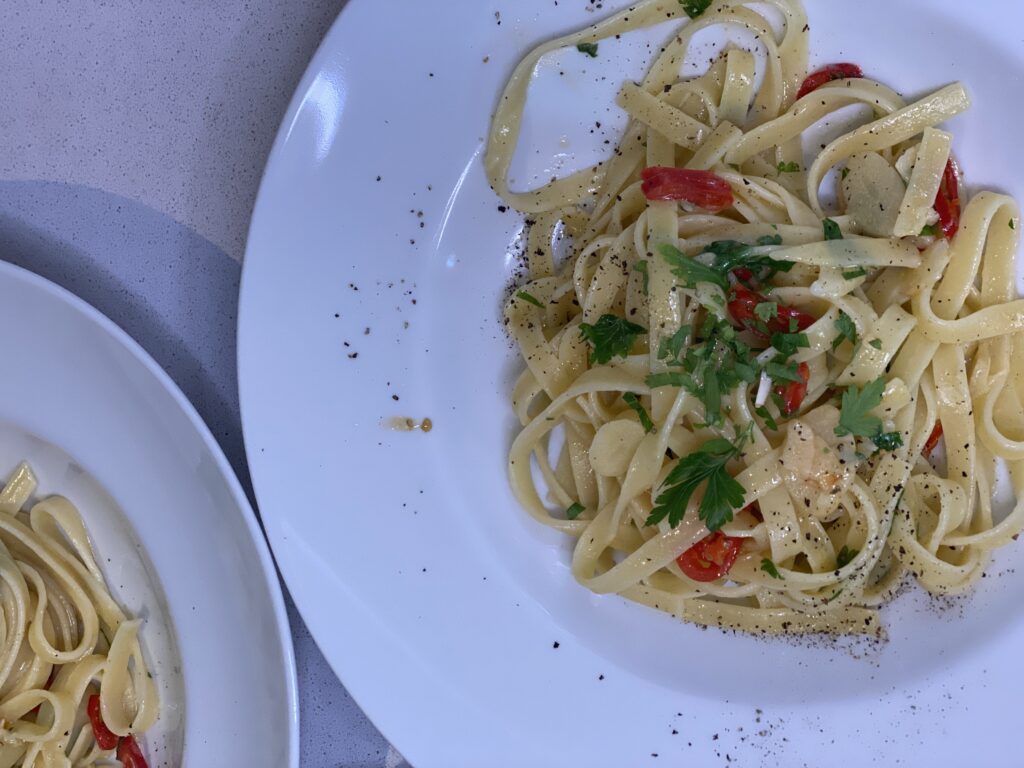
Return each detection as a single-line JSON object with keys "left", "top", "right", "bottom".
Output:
{"left": 677, "top": 531, "right": 744, "bottom": 582}
{"left": 934, "top": 160, "right": 961, "bottom": 239}
{"left": 773, "top": 362, "right": 811, "bottom": 416}
{"left": 640, "top": 167, "right": 734, "bottom": 212}
{"left": 728, "top": 285, "right": 815, "bottom": 337}
{"left": 87, "top": 694, "right": 119, "bottom": 751}
{"left": 923, "top": 421, "right": 943, "bottom": 456}
{"left": 797, "top": 63, "right": 864, "bottom": 99}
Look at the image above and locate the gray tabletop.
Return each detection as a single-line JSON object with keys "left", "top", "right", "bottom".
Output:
{"left": 0, "top": 2, "right": 404, "bottom": 766}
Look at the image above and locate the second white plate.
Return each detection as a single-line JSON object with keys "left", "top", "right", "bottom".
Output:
{"left": 0, "top": 261, "right": 298, "bottom": 766}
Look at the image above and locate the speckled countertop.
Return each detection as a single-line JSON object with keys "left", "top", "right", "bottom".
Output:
{"left": 0, "top": 2, "right": 402, "bottom": 765}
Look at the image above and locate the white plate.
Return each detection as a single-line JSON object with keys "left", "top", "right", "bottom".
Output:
{"left": 239, "top": 1, "right": 1024, "bottom": 765}
{"left": 0, "top": 261, "right": 298, "bottom": 766}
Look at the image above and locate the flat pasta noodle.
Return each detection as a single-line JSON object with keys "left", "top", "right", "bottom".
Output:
{"left": 0, "top": 463, "right": 158, "bottom": 766}
{"left": 492, "top": 0, "right": 1024, "bottom": 636}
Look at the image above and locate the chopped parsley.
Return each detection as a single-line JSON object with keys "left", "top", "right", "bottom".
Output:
{"left": 566, "top": 502, "right": 586, "bottom": 520}
{"left": 705, "top": 236, "right": 791, "bottom": 278}
{"left": 516, "top": 290, "right": 543, "bottom": 308}
{"left": 770, "top": 330, "right": 809, "bottom": 357}
{"left": 646, "top": 315, "right": 759, "bottom": 424}
{"left": 678, "top": 0, "right": 712, "bottom": 18}
{"left": 822, "top": 217, "right": 844, "bottom": 241}
{"left": 645, "top": 432, "right": 749, "bottom": 531}
{"left": 834, "top": 377, "right": 887, "bottom": 439}
{"left": 761, "top": 558, "right": 783, "bottom": 579}
{"left": 634, "top": 259, "right": 650, "bottom": 295}
{"left": 576, "top": 42, "right": 599, "bottom": 57}
{"left": 776, "top": 161, "right": 801, "bottom": 174}
{"left": 646, "top": 371, "right": 688, "bottom": 388}
{"left": 868, "top": 338, "right": 883, "bottom": 350}
{"left": 659, "top": 243, "right": 728, "bottom": 290}
{"left": 840, "top": 167, "right": 850, "bottom": 180}
{"left": 754, "top": 405, "right": 779, "bottom": 431}
{"left": 659, "top": 241, "right": 792, "bottom": 291}
{"left": 623, "top": 392, "right": 655, "bottom": 433}
{"left": 873, "top": 431, "right": 904, "bottom": 452}
{"left": 579, "top": 314, "right": 646, "bottom": 364}
{"left": 832, "top": 311, "right": 857, "bottom": 351}
{"left": 842, "top": 267, "right": 867, "bottom": 280}
{"left": 766, "top": 359, "right": 803, "bottom": 384}
{"left": 754, "top": 302, "right": 778, "bottom": 323}
{"left": 836, "top": 545, "right": 859, "bottom": 568}
{"left": 919, "top": 223, "right": 939, "bottom": 237}
{"left": 657, "top": 325, "right": 692, "bottom": 364}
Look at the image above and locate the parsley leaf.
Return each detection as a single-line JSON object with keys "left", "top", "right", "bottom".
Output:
{"left": 832, "top": 311, "right": 857, "bottom": 351}
{"left": 834, "top": 377, "right": 887, "bottom": 439}
{"left": 646, "top": 435, "right": 747, "bottom": 530}
{"left": 767, "top": 360, "right": 803, "bottom": 383}
{"left": 705, "top": 238, "right": 792, "bottom": 278}
{"left": 579, "top": 314, "right": 646, "bottom": 364}
{"left": 659, "top": 243, "right": 728, "bottom": 290}
{"left": 770, "top": 330, "right": 809, "bottom": 357}
{"left": 842, "top": 267, "right": 867, "bottom": 280}
{"left": 919, "top": 223, "right": 939, "bottom": 237}
{"left": 576, "top": 42, "right": 599, "bottom": 57}
{"left": 634, "top": 259, "right": 650, "bottom": 295}
{"left": 822, "top": 217, "right": 844, "bottom": 241}
{"left": 868, "top": 338, "right": 883, "bottom": 350}
{"left": 566, "top": 502, "right": 586, "bottom": 520}
{"left": 873, "top": 431, "right": 903, "bottom": 452}
{"left": 657, "top": 325, "right": 691, "bottom": 364}
{"left": 754, "top": 302, "right": 778, "bottom": 323}
{"left": 646, "top": 371, "right": 688, "bottom": 388}
{"left": 836, "top": 546, "right": 859, "bottom": 568}
{"left": 516, "top": 290, "right": 543, "bottom": 307}
{"left": 623, "top": 392, "right": 655, "bottom": 433}
{"left": 840, "top": 167, "right": 850, "bottom": 180}
{"left": 776, "top": 161, "right": 801, "bottom": 174}
{"left": 679, "top": 0, "right": 712, "bottom": 17}
{"left": 761, "top": 558, "right": 783, "bottom": 579}
{"left": 754, "top": 404, "right": 779, "bottom": 431}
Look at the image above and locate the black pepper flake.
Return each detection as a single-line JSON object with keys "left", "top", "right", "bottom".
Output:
{"left": 392, "top": 394, "right": 399, "bottom": 401}
{"left": 552, "top": 641, "right": 560, "bottom": 649}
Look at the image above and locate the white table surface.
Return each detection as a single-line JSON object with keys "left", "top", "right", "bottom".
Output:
{"left": 0, "top": 1, "right": 405, "bottom": 765}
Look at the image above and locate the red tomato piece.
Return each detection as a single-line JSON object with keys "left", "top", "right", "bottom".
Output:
{"left": 934, "top": 160, "right": 961, "bottom": 239}
{"left": 677, "top": 531, "right": 744, "bottom": 582}
{"left": 728, "top": 285, "right": 815, "bottom": 337}
{"left": 773, "top": 362, "right": 811, "bottom": 416}
{"left": 117, "top": 736, "right": 150, "bottom": 768}
{"left": 640, "top": 167, "right": 734, "bottom": 212}
{"left": 923, "top": 421, "right": 943, "bottom": 456}
{"left": 797, "top": 63, "right": 864, "bottom": 99}
{"left": 731, "top": 267, "right": 755, "bottom": 283}
{"left": 87, "top": 694, "right": 119, "bottom": 751}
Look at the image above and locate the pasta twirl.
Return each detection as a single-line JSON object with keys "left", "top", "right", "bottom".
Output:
{"left": 0, "top": 463, "right": 157, "bottom": 766}
{"left": 493, "top": 0, "right": 1024, "bottom": 636}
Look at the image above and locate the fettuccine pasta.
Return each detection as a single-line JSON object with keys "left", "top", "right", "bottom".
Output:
{"left": 0, "top": 463, "right": 158, "bottom": 766}
{"left": 494, "top": 0, "right": 1024, "bottom": 636}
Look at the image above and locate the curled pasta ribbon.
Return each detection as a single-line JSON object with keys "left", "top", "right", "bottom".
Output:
{"left": 0, "top": 463, "right": 159, "bottom": 764}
